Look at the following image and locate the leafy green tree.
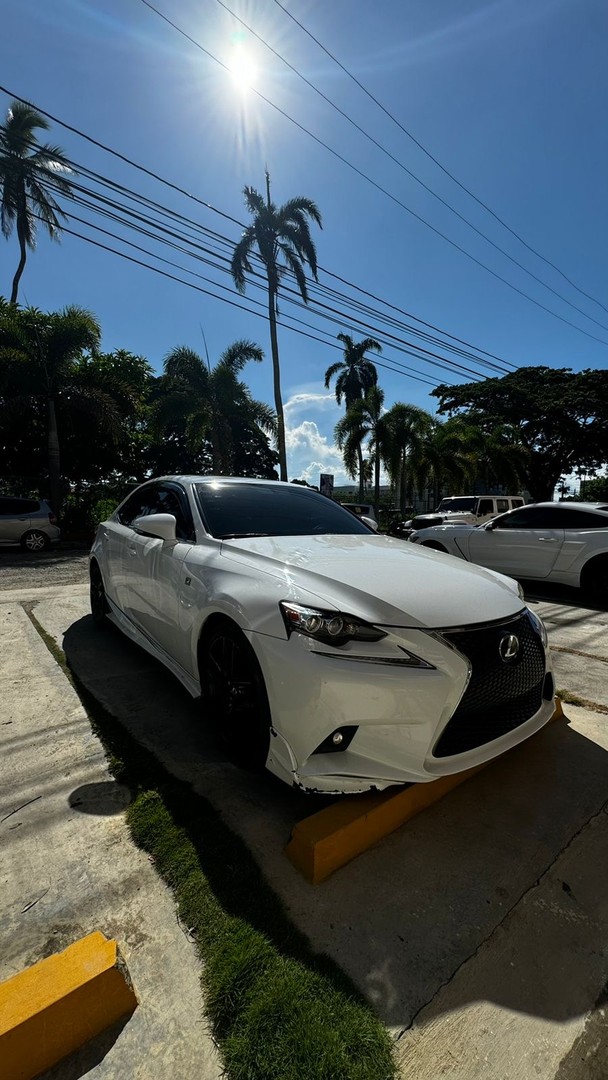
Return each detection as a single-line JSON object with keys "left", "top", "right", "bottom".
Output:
{"left": 325, "top": 333, "right": 381, "bottom": 499}
{"left": 0, "top": 302, "right": 105, "bottom": 514}
{"left": 579, "top": 474, "right": 608, "bottom": 501}
{"left": 153, "top": 340, "right": 277, "bottom": 475}
{"left": 433, "top": 367, "right": 608, "bottom": 502}
{"left": 335, "top": 386, "right": 385, "bottom": 516}
{"left": 231, "top": 173, "right": 322, "bottom": 481}
{"left": 0, "top": 102, "right": 73, "bottom": 303}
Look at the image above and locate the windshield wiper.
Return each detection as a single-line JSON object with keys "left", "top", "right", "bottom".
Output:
{"left": 218, "top": 531, "right": 271, "bottom": 539}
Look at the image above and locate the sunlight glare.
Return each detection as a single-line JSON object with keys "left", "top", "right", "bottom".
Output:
{"left": 228, "top": 41, "right": 258, "bottom": 92}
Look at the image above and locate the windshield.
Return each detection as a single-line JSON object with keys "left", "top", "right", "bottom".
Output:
{"left": 436, "top": 497, "right": 476, "bottom": 513}
{"left": 194, "top": 482, "right": 374, "bottom": 539}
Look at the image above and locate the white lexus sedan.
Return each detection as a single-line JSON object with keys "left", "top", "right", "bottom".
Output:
{"left": 409, "top": 502, "right": 608, "bottom": 604}
{"left": 90, "top": 476, "right": 555, "bottom": 795}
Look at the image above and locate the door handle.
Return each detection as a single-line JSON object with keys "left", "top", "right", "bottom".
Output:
{"left": 537, "top": 537, "right": 557, "bottom": 542}
{"left": 127, "top": 546, "right": 137, "bottom": 556}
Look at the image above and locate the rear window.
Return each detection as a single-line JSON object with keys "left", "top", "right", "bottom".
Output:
{"left": 194, "top": 482, "right": 373, "bottom": 539}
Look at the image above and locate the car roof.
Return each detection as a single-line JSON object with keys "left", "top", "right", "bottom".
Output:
{"left": 137, "top": 475, "right": 307, "bottom": 490}
{"left": 533, "top": 502, "right": 608, "bottom": 512}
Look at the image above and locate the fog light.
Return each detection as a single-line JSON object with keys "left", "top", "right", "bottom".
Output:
{"left": 332, "top": 732, "right": 344, "bottom": 745}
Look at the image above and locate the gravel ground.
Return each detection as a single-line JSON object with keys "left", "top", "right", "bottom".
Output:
{"left": 0, "top": 545, "right": 90, "bottom": 590}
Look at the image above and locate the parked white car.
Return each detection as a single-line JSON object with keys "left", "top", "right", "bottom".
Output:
{"left": 409, "top": 502, "right": 608, "bottom": 602}
{"left": 90, "top": 476, "right": 555, "bottom": 794}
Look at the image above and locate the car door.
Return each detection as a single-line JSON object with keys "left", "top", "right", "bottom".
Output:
{"left": 466, "top": 506, "right": 565, "bottom": 579}
{"left": 101, "top": 485, "right": 160, "bottom": 614}
{"left": 0, "top": 498, "right": 33, "bottom": 544}
{"left": 123, "top": 482, "right": 195, "bottom": 671}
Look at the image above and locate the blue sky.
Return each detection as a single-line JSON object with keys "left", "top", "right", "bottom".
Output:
{"left": 2, "top": 0, "right": 607, "bottom": 488}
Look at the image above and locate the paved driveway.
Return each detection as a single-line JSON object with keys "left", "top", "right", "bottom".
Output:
{"left": 2, "top": 554, "right": 607, "bottom": 1079}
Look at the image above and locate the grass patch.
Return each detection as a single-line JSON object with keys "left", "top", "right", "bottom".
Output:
{"left": 26, "top": 608, "right": 396, "bottom": 1080}
{"left": 556, "top": 688, "right": 608, "bottom": 715}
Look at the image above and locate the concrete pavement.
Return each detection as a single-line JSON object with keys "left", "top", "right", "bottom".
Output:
{"left": 0, "top": 591, "right": 222, "bottom": 1079}
{"left": 1, "top": 576, "right": 607, "bottom": 1079}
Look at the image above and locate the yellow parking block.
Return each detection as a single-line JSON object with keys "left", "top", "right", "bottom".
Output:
{"left": 286, "top": 699, "right": 565, "bottom": 884}
{"left": 0, "top": 931, "right": 137, "bottom": 1080}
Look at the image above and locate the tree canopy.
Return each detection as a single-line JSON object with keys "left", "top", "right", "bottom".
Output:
{"left": 432, "top": 367, "right": 608, "bottom": 501}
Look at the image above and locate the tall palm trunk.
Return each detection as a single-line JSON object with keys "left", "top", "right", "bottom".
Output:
{"left": 267, "top": 284, "right": 288, "bottom": 482}
{"left": 373, "top": 445, "right": 381, "bottom": 519}
{"left": 11, "top": 193, "right": 28, "bottom": 304}
{"left": 357, "top": 442, "right": 365, "bottom": 501}
{"left": 47, "top": 396, "right": 62, "bottom": 517}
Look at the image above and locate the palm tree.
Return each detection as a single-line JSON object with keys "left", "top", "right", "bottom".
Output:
{"left": 153, "top": 340, "right": 277, "bottom": 475}
{"left": 381, "top": 403, "right": 435, "bottom": 511}
{"left": 324, "top": 333, "right": 381, "bottom": 408}
{"left": 325, "top": 333, "right": 381, "bottom": 499}
{"left": 231, "top": 173, "right": 322, "bottom": 481}
{"left": 335, "top": 385, "right": 386, "bottom": 516}
{"left": 0, "top": 102, "right": 73, "bottom": 303}
{"left": 0, "top": 303, "right": 103, "bottom": 515}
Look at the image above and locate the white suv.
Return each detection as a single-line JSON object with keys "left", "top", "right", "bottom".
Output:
{"left": 407, "top": 495, "right": 525, "bottom": 532}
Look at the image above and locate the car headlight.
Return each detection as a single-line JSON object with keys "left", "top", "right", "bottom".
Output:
{"left": 409, "top": 532, "right": 420, "bottom": 543}
{"left": 280, "top": 602, "right": 387, "bottom": 646}
{"left": 517, "top": 581, "right": 525, "bottom": 600}
{"left": 527, "top": 608, "right": 548, "bottom": 648}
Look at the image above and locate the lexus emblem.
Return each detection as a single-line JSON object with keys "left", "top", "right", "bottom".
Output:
{"left": 499, "top": 633, "right": 520, "bottom": 662}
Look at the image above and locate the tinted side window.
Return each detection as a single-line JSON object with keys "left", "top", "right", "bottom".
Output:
{"left": 557, "top": 509, "right": 608, "bottom": 530}
{"left": 117, "top": 486, "right": 160, "bottom": 526}
{"left": 0, "top": 497, "right": 38, "bottom": 515}
{"left": 511, "top": 499, "right": 524, "bottom": 508}
{"left": 156, "top": 485, "right": 195, "bottom": 542}
{"left": 494, "top": 507, "right": 565, "bottom": 529}
{"left": 477, "top": 499, "right": 495, "bottom": 515}
{"left": 496, "top": 499, "right": 509, "bottom": 513}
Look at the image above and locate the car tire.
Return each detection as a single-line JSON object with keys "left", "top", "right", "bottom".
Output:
{"left": 199, "top": 618, "right": 271, "bottom": 770}
{"left": 90, "top": 561, "right": 109, "bottom": 624}
{"left": 421, "top": 540, "right": 448, "bottom": 553}
{"left": 581, "top": 556, "right": 608, "bottom": 607}
{"left": 21, "top": 529, "right": 51, "bottom": 552}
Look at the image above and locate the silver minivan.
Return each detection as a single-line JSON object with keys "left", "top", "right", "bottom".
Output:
{"left": 0, "top": 496, "right": 61, "bottom": 551}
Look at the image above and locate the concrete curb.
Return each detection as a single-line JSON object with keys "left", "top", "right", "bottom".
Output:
{"left": 286, "top": 699, "right": 565, "bottom": 884}
{"left": 0, "top": 931, "right": 137, "bottom": 1080}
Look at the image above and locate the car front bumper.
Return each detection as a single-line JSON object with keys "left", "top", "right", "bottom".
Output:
{"left": 248, "top": 611, "right": 555, "bottom": 794}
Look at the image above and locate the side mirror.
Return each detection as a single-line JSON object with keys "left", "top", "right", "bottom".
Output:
{"left": 361, "top": 515, "right": 379, "bottom": 532}
{"left": 132, "top": 513, "right": 177, "bottom": 542}
{"left": 486, "top": 519, "right": 497, "bottom": 530}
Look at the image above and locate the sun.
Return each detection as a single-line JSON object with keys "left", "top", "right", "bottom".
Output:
{"left": 227, "top": 41, "right": 258, "bottom": 92}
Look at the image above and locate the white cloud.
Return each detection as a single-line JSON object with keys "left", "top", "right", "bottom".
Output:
{"left": 286, "top": 419, "right": 351, "bottom": 485}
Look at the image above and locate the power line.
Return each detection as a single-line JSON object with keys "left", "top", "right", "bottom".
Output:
{"left": 24, "top": 128, "right": 512, "bottom": 379}
{"left": 40, "top": 214, "right": 443, "bottom": 388}
{"left": 213, "top": 0, "right": 608, "bottom": 332}
{"left": 1, "top": 85, "right": 516, "bottom": 371}
{"left": 134, "top": 2, "right": 608, "bottom": 347}
{"left": 270, "top": 0, "right": 608, "bottom": 319}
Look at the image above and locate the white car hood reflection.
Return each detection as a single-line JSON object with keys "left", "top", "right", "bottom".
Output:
{"left": 219, "top": 532, "right": 523, "bottom": 628}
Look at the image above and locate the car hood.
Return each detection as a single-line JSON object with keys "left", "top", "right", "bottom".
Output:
{"left": 219, "top": 533, "right": 522, "bottom": 628}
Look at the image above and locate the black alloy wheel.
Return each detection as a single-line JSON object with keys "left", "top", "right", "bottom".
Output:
{"left": 585, "top": 558, "right": 608, "bottom": 607}
{"left": 201, "top": 619, "right": 271, "bottom": 770}
{"left": 90, "top": 562, "right": 109, "bottom": 624}
{"left": 21, "top": 529, "right": 50, "bottom": 552}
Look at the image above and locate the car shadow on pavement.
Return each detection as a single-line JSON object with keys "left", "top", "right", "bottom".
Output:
{"left": 62, "top": 614, "right": 608, "bottom": 1034}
